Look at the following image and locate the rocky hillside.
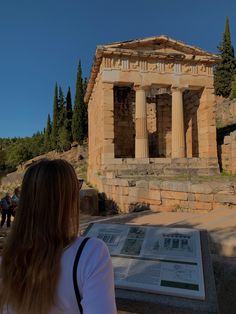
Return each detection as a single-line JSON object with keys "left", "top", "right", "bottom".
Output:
{"left": 0, "top": 144, "right": 88, "bottom": 196}
{"left": 216, "top": 98, "right": 236, "bottom": 128}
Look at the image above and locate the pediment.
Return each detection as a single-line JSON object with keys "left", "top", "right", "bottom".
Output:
{"left": 103, "top": 35, "right": 217, "bottom": 59}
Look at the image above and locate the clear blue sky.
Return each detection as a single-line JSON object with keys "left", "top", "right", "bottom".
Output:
{"left": 0, "top": 0, "right": 235, "bottom": 138}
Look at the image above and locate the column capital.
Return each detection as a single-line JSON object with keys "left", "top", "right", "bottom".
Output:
{"left": 171, "top": 85, "right": 188, "bottom": 93}
{"left": 133, "top": 84, "right": 150, "bottom": 92}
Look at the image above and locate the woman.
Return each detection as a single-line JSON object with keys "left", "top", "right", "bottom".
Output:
{"left": 0, "top": 159, "right": 117, "bottom": 314}
{"left": 0, "top": 193, "right": 13, "bottom": 228}
{"left": 11, "top": 187, "right": 20, "bottom": 217}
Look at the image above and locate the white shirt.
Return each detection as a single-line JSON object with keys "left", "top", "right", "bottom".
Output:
{"left": 50, "top": 236, "right": 117, "bottom": 314}
{"left": 3, "top": 237, "right": 117, "bottom": 314}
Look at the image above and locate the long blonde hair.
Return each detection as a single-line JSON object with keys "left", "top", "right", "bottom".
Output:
{"left": 0, "top": 159, "right": 80, "bottom": 314}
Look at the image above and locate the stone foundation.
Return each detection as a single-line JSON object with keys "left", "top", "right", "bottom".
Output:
{"left": 93, "top": 175, "right": 236, "bottom": 213}
{"left": 98, "top": 157, "right": 219, "bottom": 177}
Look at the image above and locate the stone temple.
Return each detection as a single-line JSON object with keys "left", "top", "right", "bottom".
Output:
{"left": 85, "top": 35, "right": 220, "bottom": 212}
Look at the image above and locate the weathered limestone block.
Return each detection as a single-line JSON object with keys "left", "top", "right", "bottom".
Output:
{"left": 179, "top": 200, "right": 190, "bottom": 209}
{"left": 213, "top": 202, "right": 236, "bottom": 210}
{"left": 122, "top": 186, "right": 129, "bottom": 196}
{"left": 162, "top": 198, "right": 180, "bottom": 208}
{"left": 136, "top": 180, "right": 149, "bottom": 188}
{"left": 161, "top": 181, "right": 190, "bottom": 192}
{"left": 195, "top": 193, "right": 214, "bottom": 202}
{"left": 80, "top": 188, "right": 98, "bottom": 215}
{"left": 149, "top": 180, "right": 161, "bottom": 190}
{"left": 187, "top": 193, "right": 196, "bottom": 201}
{"left": 148, "top": 189, "right": 161, "bottom": 201}
{"left": 188, "top": 201, "right": 213, "bottom": 211}
{"left": 161, "top": 190, "right": 188, "bottom": 200}
{"left": 214, "top": 194, "right": 236, "bottom": 205}
{"left": 191, "top": 184, "right": 213, "bottom": 194}
{"left": 224, "top": 136, "right": 231, "bottom": 145}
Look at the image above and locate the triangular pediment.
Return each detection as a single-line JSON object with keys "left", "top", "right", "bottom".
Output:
{"left": 102, "top": 35, "right": 217, "bottom": 58}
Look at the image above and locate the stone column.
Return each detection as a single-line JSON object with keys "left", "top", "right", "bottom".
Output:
{"left": 134, "top": 85, "right": 149, "bottom": 158}
{"left": 171, "top": 86, "right": 185, "bottom": 158}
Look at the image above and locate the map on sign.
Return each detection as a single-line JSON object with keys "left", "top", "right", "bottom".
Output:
{"left": 84, "top": 223, "right": 205, "bottom": 300}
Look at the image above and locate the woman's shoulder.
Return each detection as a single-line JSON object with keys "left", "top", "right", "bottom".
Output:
{"left": 67, "top": 237, "right": 111, "bottom": 275}
{"left": 66, "top": 236, "right": 109, "bottom": 259}
{"left": 75, "top": 236, "right": 109, "bottom": 255}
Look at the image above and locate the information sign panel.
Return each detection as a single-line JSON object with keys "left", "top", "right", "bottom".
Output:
{"left": 84, "top": 223, "right": 205, "bottom": 300}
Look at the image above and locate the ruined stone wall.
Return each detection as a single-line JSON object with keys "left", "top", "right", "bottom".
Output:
{"left": 95, "top": 176, "right": 236, "bottom": 214}
{"left": 221, "top": 130, "right": 236, "bottom": 174}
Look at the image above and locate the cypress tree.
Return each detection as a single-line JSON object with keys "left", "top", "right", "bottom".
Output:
{"left": 72, "top": 60, "right": 85, "bottom": 144}
{"left": 57, "top": 87, "right": 69, "bottom": 151}
{"left": 58, "top": 86, "right": 65, "bottom": 130}
{"left": 58, "top": 106, "right": 71, "bottom": 151}
{"left": 51, "top": 83, "right": 59, "bottom": 149}
{"left": 214, "top": 17, "right": 236, "bottom": 97}
{"left": 66, "top": 86, "right": 73, "bottom": 141}
{"left": 230, "top": 75, "right": 236, "bottom": 100}
{"left": 83, "top": 77, "right": 88, "bottom": 138}
{"left": 44, "top": 114, "right": 52, "bottom": 151}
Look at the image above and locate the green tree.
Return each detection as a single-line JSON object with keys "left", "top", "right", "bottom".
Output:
{"left": 72, "top": 61, "right": 86, "bottom": 144}
{"left": 230, "top": 75, "right": 236, "bottom": 100}
{"left": 6, "top": 142, "right": 33, "bottom": 167}
{"left": 0, "top": 149, "right": 6, "bottom": 169}
{"left": 83, "top": 77, "right": 88, "bottom": 138}
{"left": 57, "top": 107, "right": 71, "bottom": 151}
{"left": 214, "top": 17, "right": 236, "bottom": 98}
{"left": 58, "top": 86, "right": 65, "bottom": 130}
{"left": 66, "top": 86, "right": 73, "bottom": 141}
{"left": 51, "top": 83, "right": 59, "bottom": 149}
{"left": 57, "top": 87, "right": 71, "bottom": 151}
{"left": 44, "top": 114, "right": 52, "bottom": 151}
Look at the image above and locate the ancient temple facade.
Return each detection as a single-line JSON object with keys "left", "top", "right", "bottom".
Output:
{"left": 85, "top": 36, "right": 220, "bottom": 187}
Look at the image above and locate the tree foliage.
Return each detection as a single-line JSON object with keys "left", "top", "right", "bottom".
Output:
{"left": 0, "top": 134, "right": 46, "bottom": 169}
{"left": 214, "top": 17, "right": 236, "bottom": 97}
{"left": 66, "top": 87, "right": 73, "bottom": 141}
{"left": 44, "top": 114, "right": 52, "bottom": 150}
{"left": 72, "top": 61, "right": 87, "bottom": 144}
{"left": 230, "top": 75, "right": 236, "bottom": 100}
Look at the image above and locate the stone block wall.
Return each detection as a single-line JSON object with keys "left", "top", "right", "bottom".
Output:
{"left": 197, "top": 88, "right": 217, "bottom": 158}
{"left": 87, "top": 72, "right": 104, "bottom": 183}
{"left": 94, "top": 176, "right": 236, "bottom": 213}
{"left": 221, "top": 130, "right": 236, "bottom": 174}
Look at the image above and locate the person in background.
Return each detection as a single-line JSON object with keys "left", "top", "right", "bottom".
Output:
{"left": 0, "top": 159, "right": 117, "bottom": 314}
{"left": 0, "top": 193, "right": 13, "bottom": 228}
{"left": 11, "top": 187, "right": 20, "bottom": 217}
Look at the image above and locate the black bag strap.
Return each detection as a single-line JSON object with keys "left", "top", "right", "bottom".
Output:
{"left": 73, "top": 237, "right": 90, "bottom": 313}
